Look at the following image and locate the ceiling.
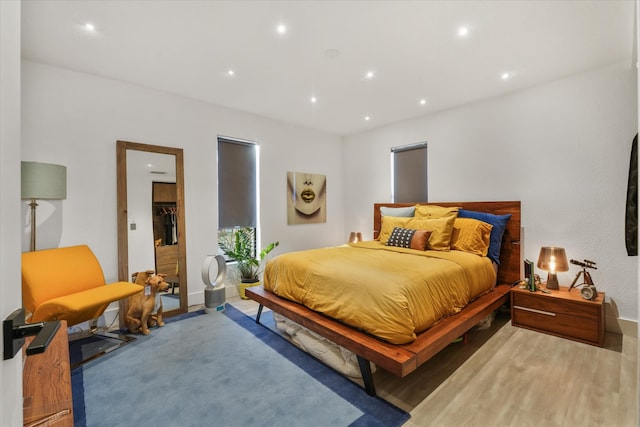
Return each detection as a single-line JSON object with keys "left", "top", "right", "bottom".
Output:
{"left": 21, "top": 0, "right": 635, "bottom": 137}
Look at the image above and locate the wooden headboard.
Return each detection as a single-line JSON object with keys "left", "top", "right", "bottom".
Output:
{"left": 373, "top": 201, "right": 521, "bottom": 286}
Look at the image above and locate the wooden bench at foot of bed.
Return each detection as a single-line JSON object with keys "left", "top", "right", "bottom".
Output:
{"left": 246, "top": 283, "right": 512, "bottom": 396}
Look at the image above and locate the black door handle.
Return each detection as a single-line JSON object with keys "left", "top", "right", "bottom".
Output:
{"left": 3, "top": 308, "right": 61, "bottom": 360}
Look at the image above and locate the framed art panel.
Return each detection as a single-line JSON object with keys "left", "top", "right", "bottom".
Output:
{"left": 287, "top": 171, "right": 326, "bottom": 224}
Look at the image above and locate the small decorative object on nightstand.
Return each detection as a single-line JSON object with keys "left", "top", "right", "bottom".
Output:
{"left": 536, "top": 246, "right": 569, "bottom": 290}
{"left": 568, "top": 258, "right": 599, "bottom": 300}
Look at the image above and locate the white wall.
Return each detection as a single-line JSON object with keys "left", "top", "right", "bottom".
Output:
{"left": 1, "top": 0, "right": 24, "bottom": 424}
{"left": 21, "top": 60, "right": 345, "bottom": 307}
{"left": 19, "top": 56, "right": 639, "bottom": 327}
{"left": 635, "top": 0, "right": 639, "bottom": 421}
{"left": 343, "top": 63, "right": 638, "bottom": 326}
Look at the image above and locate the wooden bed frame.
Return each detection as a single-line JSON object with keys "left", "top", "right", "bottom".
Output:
{"left": 247, "top": 201, "right": 521, "bottom": 396}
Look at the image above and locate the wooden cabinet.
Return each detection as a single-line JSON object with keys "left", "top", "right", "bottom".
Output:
{"left": 152, "top": 182, "right": 178, "bottom": 246}
{"left": 23, "top": 321, "right": 74, "bottom": 426}
{"left": 153, "top": 182, "right": 177, "bottom": 203}
{"left": 155, "top": 244, "right": 179, "bottom": 283}
{"left": 511, "top": 286, "right": 605, "bottom": 347}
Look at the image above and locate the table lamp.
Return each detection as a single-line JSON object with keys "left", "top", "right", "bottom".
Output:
{"left": 21, "top": 162, "right": 67, "bottom": 252}
{"left": 348, "top": 232, "right": 362, "bottom": 243}
{"left": 536, "top": 246, "right": 569, "bottom": 290}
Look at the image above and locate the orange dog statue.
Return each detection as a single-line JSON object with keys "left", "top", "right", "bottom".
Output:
{"left": 125, "top": 271, "right": 169, "bottom": 335}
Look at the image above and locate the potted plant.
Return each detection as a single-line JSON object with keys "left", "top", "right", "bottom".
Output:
{"left": 218, "top": 227, "right": 279, "bottom": 299}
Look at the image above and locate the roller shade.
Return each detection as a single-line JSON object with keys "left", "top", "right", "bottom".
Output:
{"left": 392, "top": 142, "right": 428, "bottom": 202}
{"left": 218, "top": 137, "right": 257, "bottom": 228}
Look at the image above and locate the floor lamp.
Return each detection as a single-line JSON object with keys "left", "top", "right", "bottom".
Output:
{"left": 21, "top": 162, "right": 67, "bottom": 252}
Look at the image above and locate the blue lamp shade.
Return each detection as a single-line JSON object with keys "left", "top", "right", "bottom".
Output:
{"left": 21, "top": 162, "right": 67, "bottom": 200}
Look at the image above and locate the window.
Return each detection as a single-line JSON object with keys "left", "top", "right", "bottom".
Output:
{"left": 217, "top": 137, "right": 258, "bottom": 259}
{"left": 391, "top": 142, "right": 428, "bottom": 202}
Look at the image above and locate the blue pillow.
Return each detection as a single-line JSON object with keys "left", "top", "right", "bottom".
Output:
{"left": 380, "top": 206, "right": 415, "bottom": 217}
{"left": 457, "top": 209, "right": 511, "bottom": 265}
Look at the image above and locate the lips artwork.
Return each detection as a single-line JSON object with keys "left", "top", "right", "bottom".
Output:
{"left": 287, "top": 171, "right": 327, "bottom": 224}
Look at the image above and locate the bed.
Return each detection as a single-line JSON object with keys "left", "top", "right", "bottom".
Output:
{"left": 247, "top": 201, "right": 521, "bottom": 396}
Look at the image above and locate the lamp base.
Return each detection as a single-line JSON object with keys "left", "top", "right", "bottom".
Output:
{"left": 29, "top": 199, "right": 38, "bottom": 252}
{"left": 545, "top": 272, "right": 560, "bottom": 290}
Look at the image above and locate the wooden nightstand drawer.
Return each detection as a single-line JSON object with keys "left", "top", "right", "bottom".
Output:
{"left": 511, "top": 286, "right": 605, "bottom": 346}
{"left": 512, "top": 291, "right": 600, "bottom": 321}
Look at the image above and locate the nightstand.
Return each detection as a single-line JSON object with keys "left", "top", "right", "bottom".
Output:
{"left": 511, "top": 285, "right": 605, "bottom": 347}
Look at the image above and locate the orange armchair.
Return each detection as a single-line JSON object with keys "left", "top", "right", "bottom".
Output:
{"left": 22, "top": 245, "right": 142, "bottom": 326}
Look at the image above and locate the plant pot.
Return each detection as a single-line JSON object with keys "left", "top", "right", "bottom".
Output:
{"left": 238, "top": 280, "right": 260, "bottom": 299}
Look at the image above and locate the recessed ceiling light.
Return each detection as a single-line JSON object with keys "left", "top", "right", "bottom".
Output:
{"left": 364, "top": 116, "right": 371, "bottom": 121}
{"left": 365, "top": 71, "right": 375, "bottom": 79}
{"left": 419, "top": 99, "right": 427, "bottom": 106}
{"left": 276, "top": 24, "right": 287, "bottom": 35}
{"left": 457, "top": 26, "right": 469, "bottom": 37}
{"left": 310, "top": 96, "right": 317, "bottom": 104}
{"left": 83, "top": 23, "right": 96, "bottom": 32}
{"left": 324, "top": 49, "right": 341, "bottom": 59}
{"left": 227, "top": 69, "right": 235, "bottom": 76}
{"left": 501, "top": 72, "right": 511, "bottom": 80}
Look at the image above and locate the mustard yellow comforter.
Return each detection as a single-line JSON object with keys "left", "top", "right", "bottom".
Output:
{"left": 263, "top": 241, "right": 496, "bottom": 344}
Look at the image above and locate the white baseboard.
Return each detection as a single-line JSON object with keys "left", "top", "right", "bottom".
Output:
{"left": 102, "top": 286, "right": 237, "bottom": 324}
{"left": 101, "top": 306, "right": 121, "bottom": 330}
{"left": 606, "top": 315, "right": 638, "bottom": 338}
{"left": 189, "top": 285, "right": 238, "bottom": 306}
{"left": 604, "top": 302, "right": 638, "bottom": 338}
{"left": 104, "top": 290, "right": 638, "bottom": 338}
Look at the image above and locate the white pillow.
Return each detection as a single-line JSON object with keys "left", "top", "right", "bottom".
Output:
{"left": 380, "top": 206, "right": 415, "bottom": 217}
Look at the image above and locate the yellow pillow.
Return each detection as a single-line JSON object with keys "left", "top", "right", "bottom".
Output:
{"left": 407, "top": 216, "right": 456, "bottom": 251}
{"left": 450, "top": 218, "right": 493, "bottom": 256}
{"left": 378, "top": 216, "right": 411, "bottom": 244}
{"left": 414, "top": 204, "right": 459, "bottom": 219}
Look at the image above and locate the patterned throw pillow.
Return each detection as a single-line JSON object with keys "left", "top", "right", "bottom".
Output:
{"left": 385, "top": 227, "right": 432, "bottom": 251}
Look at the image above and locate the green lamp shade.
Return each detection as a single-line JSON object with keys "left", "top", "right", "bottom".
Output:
{"left": 21, "top": 162, "right": 67, "bottom": 200}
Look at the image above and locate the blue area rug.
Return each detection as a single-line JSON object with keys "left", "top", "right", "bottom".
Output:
{"left": 71, "top": 304, "right": 409, "bottom": 426}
